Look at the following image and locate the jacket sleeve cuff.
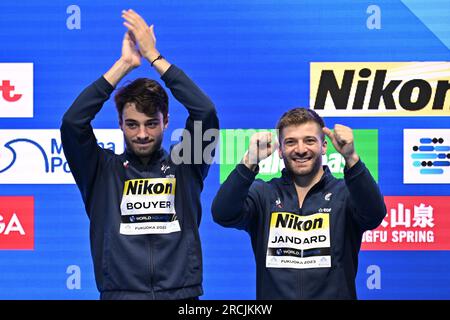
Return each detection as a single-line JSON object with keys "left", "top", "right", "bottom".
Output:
{"left": 98, "top": 76, "right": 116, "bottom": 95}
{"left": 235, "top": 163, "right": 259, "bottom": 182}
{"left": 160, "top": 65, "right": 182, "bottom": 84}
{"left": 343, "top": 159, "right": 365, "bottom": 180}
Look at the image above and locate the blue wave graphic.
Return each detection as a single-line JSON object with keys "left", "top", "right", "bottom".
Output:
{"left": 0, "top": 139, "right": 49, "bottom": 173}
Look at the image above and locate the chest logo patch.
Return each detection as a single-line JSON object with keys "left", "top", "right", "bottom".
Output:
{"left": 266, "top": 212, "right": 331, "bottom": 269}
{"left": 119, "top": 178, "right": 180, "bottom": 235}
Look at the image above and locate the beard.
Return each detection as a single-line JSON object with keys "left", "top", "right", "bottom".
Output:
{"left": 282, "top": 153, "right": 323, "bottom": 178}
{"left": 124, "top": 134, "right": 163, "bottom": 160}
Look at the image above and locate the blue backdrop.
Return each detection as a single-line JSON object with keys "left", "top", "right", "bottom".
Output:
{"left": 0, "top": 0, "right": 449, "bottom": 299}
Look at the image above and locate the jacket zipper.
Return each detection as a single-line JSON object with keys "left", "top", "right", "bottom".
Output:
{"left": 292, "top": 185, "right": 304, "bottom": 299}
{"left": 295, "top": 183, "right": 319, "bottom": 299}
{"left": 149, "top": 238, "right": 155, "bottom": 299}
{"left": 299, "top": 203, "right": 304, "bottom": 298}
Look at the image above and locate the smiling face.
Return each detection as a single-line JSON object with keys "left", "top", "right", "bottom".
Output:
{"left": 278, "top": 121, "right": 327, "bottom": 179}
{"left": 120, "top": 102, "right": 168, "bottom": 163}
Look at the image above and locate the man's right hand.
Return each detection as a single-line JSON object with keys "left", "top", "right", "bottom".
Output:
{"left": 103, "top": 30, "right": 141, "bottom": 87}
{"left": 121, "top": 9, "right": 170, "bottom": 75}
{"left": 120, "top": 31, "right": 142, "bottom": 69}
{"left": 122, "top": 9, "right": 159, "bottom": 63}
{"left": 242, "top": 132, "right": 278, "bottom": 171}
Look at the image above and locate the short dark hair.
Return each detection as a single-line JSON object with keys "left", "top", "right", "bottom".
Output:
{"left": 114, "top": 78, "right": 169, "bottom": 121}
{"left": 276, "top": 108, "right": 325, "bottom": 141}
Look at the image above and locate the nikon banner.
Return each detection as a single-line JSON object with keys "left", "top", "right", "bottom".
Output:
{"left": 310, "top": 62, "right": 450, "bottom": 116}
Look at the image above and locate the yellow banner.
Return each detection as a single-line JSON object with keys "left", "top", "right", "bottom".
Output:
{"left": 123, "top": 178, "right": 176, "bottom": 196}
{"left": 310, "top": 62, "right": 450, "bottom": 116}
{"left": 269, "top": 212, "right": 330, "bottom": 231}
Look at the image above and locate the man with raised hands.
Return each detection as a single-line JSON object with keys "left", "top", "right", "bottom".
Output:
{"left": 212, "top": 107, "right": 385, "bottom": 299}
{"left": 61, "top": 9, "right": 218, "bottom": 300}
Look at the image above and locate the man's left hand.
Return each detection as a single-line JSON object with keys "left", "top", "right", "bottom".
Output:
{"left": 323, "top": 124, "right": 360, "bottom": 168}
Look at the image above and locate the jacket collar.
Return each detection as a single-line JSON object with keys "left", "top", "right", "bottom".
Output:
{"left": 124, "top": 147, "right": 168, "bottom": 167}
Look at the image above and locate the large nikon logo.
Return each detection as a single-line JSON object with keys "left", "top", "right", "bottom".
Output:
{"left": 310, "top": 62, "right": 450, "bottom": 116}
